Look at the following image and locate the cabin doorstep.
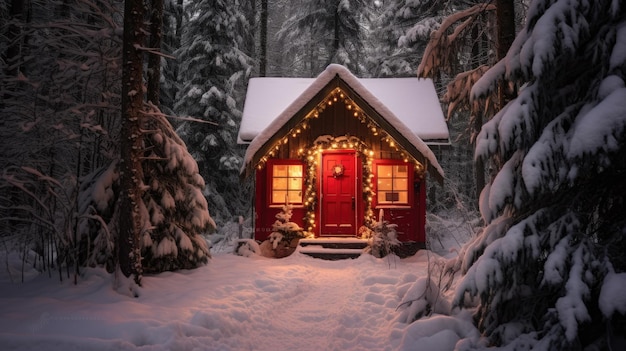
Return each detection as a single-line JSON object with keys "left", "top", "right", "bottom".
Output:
{"left": 238, "top": 64, "right": 449, "bottom": 255}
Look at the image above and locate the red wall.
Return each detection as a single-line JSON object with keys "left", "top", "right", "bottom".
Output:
{"left": 254, "top": 166, "right": 306, "bottom": 241}
{"left": 375, "top": 177, "right": 426, "bottom": 243}
{"left": 254, "top": 164, "right": 426, "bottom": 245}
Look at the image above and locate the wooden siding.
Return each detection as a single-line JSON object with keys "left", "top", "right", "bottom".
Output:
{"left": 269, "top": 95, "right": 410, "bottom": 163}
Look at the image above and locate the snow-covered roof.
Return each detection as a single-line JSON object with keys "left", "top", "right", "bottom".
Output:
{"left": 239, "top": 64, "right": 449, "bottom": 180}
{"left": 239, "top": 69, "right": 449, "bottom": 145}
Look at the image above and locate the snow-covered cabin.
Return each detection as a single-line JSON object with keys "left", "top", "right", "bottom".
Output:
{"left": 239, "top": 64, "right": 449, "bottom": 252}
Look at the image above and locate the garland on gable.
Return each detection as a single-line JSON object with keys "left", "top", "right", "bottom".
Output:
{"left": 254, "top": 87, "right": 425, "bottom": 174}
{"left": 298, "top": 135, "right": 376, "bottom": 232}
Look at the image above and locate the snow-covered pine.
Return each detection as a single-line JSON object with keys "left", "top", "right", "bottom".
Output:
{"left": 397, "top": 272, "right": 452, "bottom": 324}
{"left": 276, "top": 0, "right": 367, "bottom": 76}
{"left": 78, "top": 110, "right": 215, "bottom": 273}
{"left": 364, "top": 209, "right": 400, "bottom": 258}
{"left": 139, "top": 110, "right": 215, "bottom": 273}
{"left": 268, "top": 203, "right": 305, "bottom": 251}
{"left": 366, "top": 0, "right": 441, "bottom": 77}
{"left": 77, "top": 161, "right": 119, "bottom": 270}
{"left": 174, "top": 0, "right": 251, "bottom": 225}
{"left": 450, "top": 0, "right": 626, "bottom": 349}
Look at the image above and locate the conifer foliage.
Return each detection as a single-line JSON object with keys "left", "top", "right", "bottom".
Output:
{"left": 277, "top": 0, "right": 367, "bottom": 76}
{"left": 265, "top": 203, "right": 306, "bottom": 258}
{"left": 0, "top": 0, "right": 217, "bottom": 284}
{"left": 363, "top": 210, "right": 400, "bottom": 258}
{"left": 140, "top": 113, "right": 215, "bottom": 273}
{"left": 174, "top": 0, "right": 251, "bottom": 223}
{"left": 79, "top": 112, "right": 215, "bottom": 275}
{"left": 367, "top": 0, "right": 442, "bottom": 77}
{"left": 449, "top": 0, "right": 626, "bottom": 348}
{"left": 0, "top": 0, "right": 124, "bottom": 281}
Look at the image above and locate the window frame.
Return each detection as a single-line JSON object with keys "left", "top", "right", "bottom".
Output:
{"left": 266, "top": 159, "right": 305, "bottom": 207}
{"left": 373, "top": 160, "right": 413, "bottom": 208}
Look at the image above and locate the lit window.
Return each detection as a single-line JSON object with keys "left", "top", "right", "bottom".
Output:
{"left": 271, "top": 164, "right": 303, "bottom": 205}
{"left": 376, "top": 164, "right": 409, "bottom": 205}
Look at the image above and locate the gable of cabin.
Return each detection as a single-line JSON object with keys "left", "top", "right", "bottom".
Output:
{"left": 247, "top": 75, "right": 435, "bottom": 181}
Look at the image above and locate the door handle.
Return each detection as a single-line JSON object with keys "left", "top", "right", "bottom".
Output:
{"left": 352, "top": 197, "right": 355, "bottom": 210}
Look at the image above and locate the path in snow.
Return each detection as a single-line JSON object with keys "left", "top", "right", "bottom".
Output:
{"left": 0, "top": 250, "right": 432, "bottom": 351}
{"left": 195, "top": 253, "right": 429, "bottom": 350}
{"left": 251, "top": 260, "right": 392, "bottom": 349}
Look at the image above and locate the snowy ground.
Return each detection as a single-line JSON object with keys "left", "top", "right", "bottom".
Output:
{"left": 0, "top": 219, "right": 474, "bottom": 351}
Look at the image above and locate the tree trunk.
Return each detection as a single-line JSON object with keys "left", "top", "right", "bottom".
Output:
{"left": 496, "top": 0, "right": 516, "bottom": 108}
{"left": 2, "top": 0, "right": 26, "bottom": 79}
{"left": 118, "top": 0, "right": 146, "bottom": 286}
{"left": 147, "top": 0, "right": 163, "bottom": 107}
{"left": 471, "top": 19, "right": 487, "bottom": 206}
{"left": 259, "top": 0, "right": 268, "bottom": 76}
{"left": 2, "top": 0, "right": 27, "bottom": 110}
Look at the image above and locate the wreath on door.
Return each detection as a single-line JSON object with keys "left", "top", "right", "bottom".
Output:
{"left": 332, "top": 164, "right": 345, "bottom": 178}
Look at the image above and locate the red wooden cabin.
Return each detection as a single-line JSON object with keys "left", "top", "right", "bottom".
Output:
{"left": 238, "top": 65, "right": 449, "bottom": 252}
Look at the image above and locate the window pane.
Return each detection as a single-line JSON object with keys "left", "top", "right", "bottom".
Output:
{"left": 378, "top": 191, "right": 389, "bottom": 204}
{"left": 288, "top": 177, "right": 301, "bottom": 191}
{"left": 378, "top": 165, "right": 393, "bottom": 177}
{"left": 397, "top": 191, "right": 408, "bottom": 203}
{"left": 287, "top": 190, "right": 301, "bottom": 204}
{"left": 273, "top": 165, "right": 288, "bottom": 177}
{"left": 394, "top": 178, "right": 408, "bottom": 191}
{"left": 272, "top": 177, "right": 287, "bottom": 190}
{"left": 378, "top": 178, "right": 393, "bottom": 191}
{"left": 272, "top": 190, "right": 287, "bottom": 204}
{"left": 394, "top": 165, "right": 408, "bottom": 176}
{"left": 288, "top": 165, "right": 303, "bottom": 178}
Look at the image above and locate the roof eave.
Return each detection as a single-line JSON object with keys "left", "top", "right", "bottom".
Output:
{"left": 241, "top": 65, "right": 446, "bottom": 184}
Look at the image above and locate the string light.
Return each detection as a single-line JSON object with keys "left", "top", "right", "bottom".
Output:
{"left": 299, "top": 135, "right": 377, "bottom": 230}
{"left": 252, "top": 86, "right": 428, "bottom": 209}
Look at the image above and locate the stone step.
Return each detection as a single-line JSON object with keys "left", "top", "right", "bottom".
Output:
{"left": 298, "top": 237, "right": 368, "bottom": 250}
{"left": 297, "top": 237, "right": 368, "bottom": 260}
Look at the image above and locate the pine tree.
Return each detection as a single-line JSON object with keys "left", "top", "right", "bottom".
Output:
{"left": 363, "top": 210, "right": 400, "bottom": 258}
{"left": 264, "top": 202, "right": 305, "bottom": 258}
{"left": 147, "top": 0, "right": 164, "bottom": 108}
{"left": 78, "top": 112, "right": 216, "bottom": 275}
{"left": 257, "top": 0, "right": 292, "bottom": 77}
{"left": 449, "top": 0, "right": 626, "bottom": 348}
{"left": 139, "top": 113, "right": 215, "bottom": 272}
{"left": 0, "top": 0, "right": 216, "bottom": 284}
{"left": 79, "top": 0, "right": 215, "bottom": 277}
{"left": 276, "top": 0, "right": 368, "bottom": 76}
{"left": 174, "top": 0, "right": 251, "bottom": 224}
{"left": 160, "top": 0, "right": 184, "bottom": 115}
{"left": 367, "top": 0, "right": 440, "bottom": 78}
{"left": 268, "top": 203, "right": 305, "bottom": 247}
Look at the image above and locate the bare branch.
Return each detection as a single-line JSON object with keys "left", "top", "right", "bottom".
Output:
{"left": 418, "top": 3, "right": 496, "bottom": 78}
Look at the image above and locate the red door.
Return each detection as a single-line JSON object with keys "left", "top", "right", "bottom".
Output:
{"left": 321, "top": 151, "right": 357, "bottom": 236}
